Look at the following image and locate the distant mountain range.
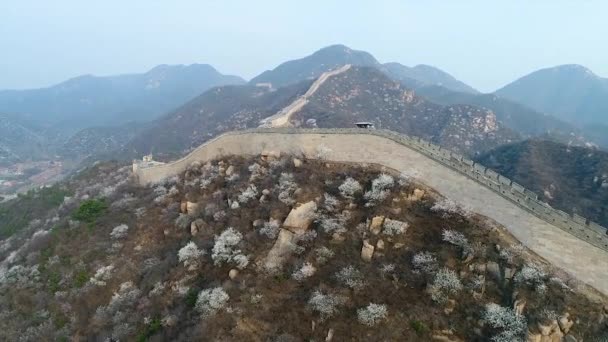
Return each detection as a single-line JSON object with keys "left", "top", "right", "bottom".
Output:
{"left": 476, "top": 139, "right": 608, "bottom": 227}
{"left": 0, "top": 64, "right": 245, "bottom": 135}
{"left": 496, "top": 64, "right": 608, "bottom": 126}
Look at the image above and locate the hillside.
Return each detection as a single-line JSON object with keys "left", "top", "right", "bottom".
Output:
{"left": 1, "top": 154, "right": 606, "bottom": 341}
{"left": 0, "top": 114, "right": 48, "bottom": 165}
{"left": 0, "top": 64, "right": 245, "bottom": 135}
{"left": 413, "top": 85, "right": 592, "bottom": 147}
{"left": 124, "top": 82, "right": 311, "bottom": 158}
{"left": 383, "top": 62, "right": 478, "bottom": 94}
{"left": 292, "top": 66, "right": 519, "bottom": 156}
{"left": 476, "top": 139, "right": 608, "bottom": 227}
{"left": 495, "top": 64, "right": 608, "bottom": 126}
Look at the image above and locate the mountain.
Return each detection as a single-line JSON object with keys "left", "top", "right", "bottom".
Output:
{"left": 383, "top": 62, "right": 478, "bottom": 94}
{"left": 0, "top": 154, "right": 603, "bottom": 340}
{"left": 250, "top": 44, "right": 380, "bottom": 88}
{"left": 0, "top": 64, "right": 245, "bottom": 135}
{"left": 128, "top": 66, "right": 518, "bottom": 158}
{"left": 495, "top": 64, "right": 608, "bottom": 126}
{"left": 250, "top": 44, "right": 478, "bottom": 95}
{"left": 412, "top": 85, "right": 592, "bottom": 146}
{"left": 59, "top": 122, "right": 149, "bottom": 160}
{"left": 290, "top": 66, "right": 519, "bottom": 156}
{"left": 124, "top": 82, "right": 311, "bottom": 157}
{"left": 0, "top": 114, "right": 48, "bottom": 165}
{"left": 476, "top": 139, "right": 608, "bottom": 227}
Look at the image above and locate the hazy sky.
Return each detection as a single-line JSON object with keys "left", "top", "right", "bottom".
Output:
{"left": 1, "top": 0, "right": 606, "bottom": 92}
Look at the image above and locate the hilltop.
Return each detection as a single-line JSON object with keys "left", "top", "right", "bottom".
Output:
{"left": 1, "top": 154, "right": 606, "bottom": 340}
{"left": 496, "top": 64, "right": 608, "bottom": 126}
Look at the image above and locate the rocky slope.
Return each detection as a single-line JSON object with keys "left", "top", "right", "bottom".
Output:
{"left": 0, "top": 154, "right": 606, "bottom": 341}
{"left": 476, "top": 139, "right": 608, "bottom": 228}
{"left": 292, "top": 66, "right": 519, "bottom": 156}
{"left": 413, "top": 85, "right": 592, "bottom": 147}
{"left": 495, "top": 64, "right": 608, "bottom": 126}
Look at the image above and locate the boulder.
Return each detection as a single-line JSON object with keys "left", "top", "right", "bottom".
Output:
{"left": 369, "top": 216, "right": 385, "bottom": 235}
{"left": 558, "top": 313, "right": 573, "bottom": 334}
{"left": 186, "top": 201, "right": 200, "bottom": 215}
{"left": 513, "top": 298, "right": 526, "bottom": 315}
{"left": 361, "top": 239, "right": 374, "bottom": 262}
{"left": 264, "top": 229, "right": 296, "bottom": 272}
{"left": 229, "top": 269, "right": 239, "bottom": 280}
{"left": 293, "top": 158, "right": 303, "bottom": 168}
{"left": 527, "top": 332, "right": 541, "bottom": 342}
{"left": 283, "top": 201, "right": 317, "bottom": 235}
{"left": 408, "top": 188, "right": 425, "bottom": 201}
{"left": 262, "top": 189, "right": 271, "bottom": 196}
{"left": 376, "top": 239, "right": 385, "bottom": 250}
{"left": 180, "top": 201, "right": 187, "bottom": 213}
{"left": 225, "top": 165, "right": 235, "bottom": 176}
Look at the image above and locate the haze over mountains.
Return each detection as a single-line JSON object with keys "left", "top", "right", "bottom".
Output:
{"left": 0, "top": 64, "right": 244, "bottom": 134}
{"left": 1, "top": 44, "right": 607, "bottom": 222}
{"left": 496, "top": 64, "right": 608, "bottom": 126}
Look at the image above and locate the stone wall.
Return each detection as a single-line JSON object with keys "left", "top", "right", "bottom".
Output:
{"left": 135, "top": 128, "right": 608, "bottom": 252}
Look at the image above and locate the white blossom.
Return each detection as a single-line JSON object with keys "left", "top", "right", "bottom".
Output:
{"left": 212, "top": 228, "right": 249, "bottom": 269}
{"left": 357, "top": 303, "right": 388, "bottom": 326}
{"left": 178, "top": 241, "right": 205, "bottom": 271}
{"left": 195, "top": 287, "right": 229, "bottom": 317}
{"left": 338, "top": 177, "right": 363, "bottom": 199}
{"left": 110, "top": 224, "right": 129, "bottom": 239}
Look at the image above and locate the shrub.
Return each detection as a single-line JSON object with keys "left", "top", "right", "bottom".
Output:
{"left": 212, "top": 228, "right": 249, "bottom": 269}
{"left": 335, "top": 265, "right": 366, "bottom": 289}
{"left": 195, "top": 287, "right": 229, "bottom": 317}
{"left": 110, "top": 224, "right": 129, "bottom": 239}
{"left": 442, "top": 229, "right": 473, "bottom": 257}
{"left": 363, "top": 174, "right": 394, "bottom": 206}
{"left": 174, "top": 214, "right": 191, "bottom": 229}
{"left": 317, "top": 216, "right": 345, "bottom": 234}
{"left": 248, "top": 163, "right": 267, "bottom": 182}
{"left": 178, "top": 242, "right": 205, "bottom": 271}
{"left": 308, "top": 290, "right": 346, "bottom": 320}
{"left": 357, "top": 303, "right": 388, "bottom": 326}
{"left": 338, "top": 177, "right": 363, "bottom": 199}
{"left": 314, "top": 246, "right": 335, "bottom": 264}
{"left": 428, "top": 268, "right": 463, "bottom": 303}
{"left": 410, "top": 320, "right": 428, "bottom": 336}
{"left": 323, "top": 193, "right": 340, "bottom": 212}
{"left": 431, "top": 198, "right": 470, "bottom": 217}
{"left": 259, "top": 219, "right": 280, "bottom": 239}
{"left": 277, "top": 173, "right": 298, "bottom": 205}
{"left": 72, "top": 199, "right": 107, "bottom": 224}
{"left": 90, "top": 265, "right": 114, "bottom": 286}
{"left": 483, "top": 303, "right": 527, "bottom": 342}
{"left": 412, "top": 251, "right": 438, "bottom": 273}
{"left": 514, "top": 265, "right": 547, "bottom": 292}
{"left": 237, "top": 184, "right": 258, "bottom": 204}
{"left": 292, "top": 262, "right": 316, "bottom": 281}
{"left": 382, "top": 219, "right": 408, "bottom": 236}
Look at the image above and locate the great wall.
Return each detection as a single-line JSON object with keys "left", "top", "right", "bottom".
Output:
{"left": 133, "top": 128, "right": 608, "bottom": 295}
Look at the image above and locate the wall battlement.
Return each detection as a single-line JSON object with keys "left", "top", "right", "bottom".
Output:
{"left": 134, "top": 128, "right": 608, "bottom": 253}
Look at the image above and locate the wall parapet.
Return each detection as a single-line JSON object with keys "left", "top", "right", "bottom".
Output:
{"left": 135, "top": 127, "right": 608, "bottom": 252}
